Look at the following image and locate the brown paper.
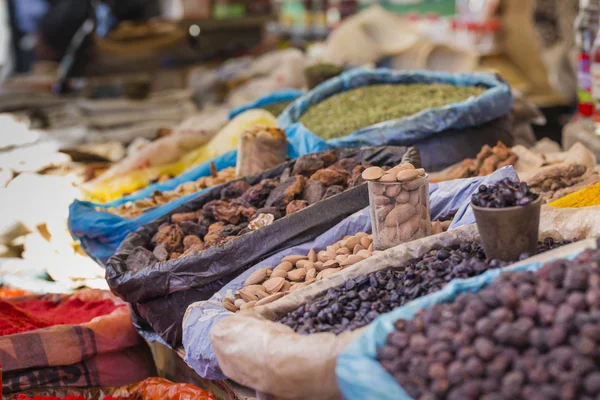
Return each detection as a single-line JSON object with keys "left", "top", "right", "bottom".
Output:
{"left": 210, "top": 208, "right": 600, "bottom": 399}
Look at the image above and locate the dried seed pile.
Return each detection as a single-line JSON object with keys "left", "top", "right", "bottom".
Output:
{"left": 298, "top": 84, "right": 487, "bottom": 140}
{"left": 278, "top": 238, "right": 574, "bottom": 335}
{"left": 378, "top": 243, "right": 600, "bottom": 400}
{"left": 125, "top": 151, "right": 380, "bottom": 271}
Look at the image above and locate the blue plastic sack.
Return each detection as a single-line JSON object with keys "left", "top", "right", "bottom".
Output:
{"left": 180, "top": 167, "right": 516, "bottom": 380}
{"left": 336, "top": 241, "right": 593, "bottom": 400}
{"left": 68, "top": 126, "right": 331, "bottom": 265}
{"left": 278, "top": 69, "right": 513, "bottom": 148}
{"left": 229, "top": 89, "right": 304, "bottom": 120}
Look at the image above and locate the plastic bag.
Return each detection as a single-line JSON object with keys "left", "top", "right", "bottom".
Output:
{"left": 83, "top": 109, "right": 278, "bottom": 202}
{"left": 235, "top": 126, "right": 288, "bottom": 177}
{"left": 182, "top": 166, "right": 517, "bottom": 381}
{"left": 278, "top": 69, "right": 513, "bottom": 154}
{"left": 69, "top": 125, "right": 331, "bottom": 265}
{"left": 107, "top": 147, "right": 420, "bottom": 346}
{"left": 336, "top": 234, "right": 600, "bottom": 400}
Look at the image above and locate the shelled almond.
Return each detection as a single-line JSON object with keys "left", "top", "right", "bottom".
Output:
{"left": 224, "top": 232, "right": 375, "bottom": 312}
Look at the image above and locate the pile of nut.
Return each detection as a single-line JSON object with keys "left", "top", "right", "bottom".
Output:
{"left": 378, "top": 243, "right": 598, "bottom": 400}
{"left": 125, "top": 151, "right": 381, "bottom": 270}
{"left": 278, "top": 238, "right": 574, "bottom": 335}
{"left": 431, "top": 220, "right": 452, "bottom": 235}
{"left": 436, "top": 142, "right": 518, "bottom": 183}
{"left": 362, "top": 163, "right": 430, "bottom": 250}
{"left": 223, "top": 233, "right": 374, "bottom": 312}
{"left": 103, "top": 163, "right": 237, "bottom": 218}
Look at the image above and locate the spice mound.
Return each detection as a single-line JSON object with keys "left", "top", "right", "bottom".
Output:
{"left": 471, "top": 179, "right": 539, "bottom": 209}
{"left": 102, "top": 164, "right": 236, "bottom": 218}
{"left": 298, "top": 83, "right": 487, "bottom": 140}
{"left": 378, "top": 245, "right": 600, "bottom": 400}
{"left": 0, "top": 297, "right": 120, "bottom": 336}
{"left": 549, "top": 182, "right": 600, "bottom": 208}
{"left": 278, "top": 238, "right": 573, "bottom": 335}
{"left": 126, "top": 150, "right": 384, "bottom": 270}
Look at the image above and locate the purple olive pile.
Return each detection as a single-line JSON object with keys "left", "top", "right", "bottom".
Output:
{"left": 471, "top": 179, "right": 539, "bottom": 209}
{"left": 278, "top": 238, "right": 574, "bottom": 335}
{"left": 377, "top": 243, "right": 600, "bottom": 400}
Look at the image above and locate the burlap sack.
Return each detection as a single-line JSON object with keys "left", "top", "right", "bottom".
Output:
{"left": 210, "top": 208, "right": 600, "bottom": 399}
{"left": 0, "top": 289, "right": 155, "bottom": 394}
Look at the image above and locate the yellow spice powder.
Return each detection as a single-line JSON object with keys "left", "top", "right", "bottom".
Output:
{"left": 549, "top": 183, "right": 600, "bottom": 208}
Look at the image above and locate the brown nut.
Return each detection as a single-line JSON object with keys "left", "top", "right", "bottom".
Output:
{"left": 296, "top": 260, "right": 314, "bottom": 269}
{"left": 281, "top": 280, "right": 292, "bottom": 292}
{"left": 223, "top": 301, "right": 238, "bottom": 313}
{"left": 396, "top": 169, "right": 422, "bottom": 182}
{"left": 344, "top": 236, "right": 360, "bottom": 251}
{"left": 353, "top": 244, "right": 365, "bottom": 254}
{"left": 409, "top": 190, "right": 420, "bottom": 206}
{"left": 360, "top": 236, "right": 372, "bottom": 249}
{"left": 308, "top": 248, "right": 317, "bottom": 262}
{"left": 306, "top": 268, "right": 317, "bottom": 280}
{"left": 336, "top": 247, "right": 350, "bottom": 256}
{"left": 255, "top": 292, "right": 285, "bottom": 307}
{"left": 274, "top": 261, "right": 294, "bottom": 272}
{"left": 320, "top": 259, "right": 340, "bottom": 271}
{"left": 379, "top": 173, "right": 398, "bottom": 183}
{"left": 336, "top": 254, "right": 349, "bottom": 263}
{"left": 395, "top": 190, "right": 410, "bottom": 204}
{"left": 341, "top": 254, "right": 365, "bottom": 267}
{"left": 271, "top": 268, "right": 288, "bottom": 279}
{"left": 317, "top": 251, "right": 330, "bottom": 263}
{"left": 244, "top": 268, "right": 269, "bottom": 287}
{"left": 385, "top": 203, "right": 417, "bottom": 227}
{"left": 263, "top": 277, "right": 286, "bottom": 294}
{"left": 357, "top": 249, "right": 372, "bottom": 259}
{"left": 317, "top": 268, "right": 341, "bottom": 280}
{"left": 385, "top": 185, "right": 402, "bottom": 198}
{"left": 431, "top": 220, "right": 444, "bottom": 235}
{"left": 396, "top": 214, "right": 421, "bottom": 241}
{"left": 287, "top": 268, "right": 307, "bottom": 282}
{"left": 362, "top": 166, "right": 385, "bottom": 181}
{"left": 396, "top": 163, "right": 415, "bottom": 171}
{"left": 239, "top": 285, "right": 266, "bottom": 302}
{"left": 282, "top": 255, "right": 308, "bottom": 264}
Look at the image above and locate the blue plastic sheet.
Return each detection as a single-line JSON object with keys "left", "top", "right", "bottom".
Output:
{"left": 181, "top": 166, "right": 516, "bottom": 380}
{"left": 68, "top": 126, "right": 331, "bottom": 265}
{"left": 336, "top": 244, "right": 589, "bottom": 400}
{"left": 228, "top": 89, "right": 304, "bottom": 120}
{"left": 278, "top": 69, "right": 513, "bottom": 148}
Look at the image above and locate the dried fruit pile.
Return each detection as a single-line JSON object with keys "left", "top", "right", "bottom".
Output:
{"left": 471, "top": 179, "right": 539, "bottom": 209}
{"left": 223, "top": 233, "right": 374, "bottom": 312}
{"left": 12, "top": 396, "right": 132, "bottom": 400}
{"left": 278, "top": 238, "right": 574, "bottom": 335}
{"left": 377, "top": 244, "right": 600, "bottom": 400}
{"left": 126, "top": 151, "right": 379, "bottom": 270}
{"left": 103, "top": 164, "right": 236, "bottom": 218}
{"left": 298, "top": 84, "right": 486, "bottom": 140}
{"left": 363, "top": 163, "right": 430, "bottom": 249}
{"left": 434, "top": 142, "right": 518, "bottom": 183}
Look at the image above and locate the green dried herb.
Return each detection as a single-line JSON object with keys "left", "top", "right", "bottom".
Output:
{"left": 298, "top": 83, "right": 487, "bottom": 140}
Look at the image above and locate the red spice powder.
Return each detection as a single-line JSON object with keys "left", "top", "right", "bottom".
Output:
{"left": 0, "top": 297, "right": 121, "bottom": 336}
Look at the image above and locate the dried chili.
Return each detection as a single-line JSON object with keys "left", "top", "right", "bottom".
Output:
{"left": 0, "top": 286, "right": 29, "bottom": 299}
{"left": 0, "top": 297, "right": 121, "bottom": 336}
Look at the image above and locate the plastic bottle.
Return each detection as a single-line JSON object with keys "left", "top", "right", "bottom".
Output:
{"left": 577, "top": 0, "right": 600, "bottom": 106}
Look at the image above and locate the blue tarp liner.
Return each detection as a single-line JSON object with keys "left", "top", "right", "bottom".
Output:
{"left": 181, "top": 167, "right": 517, "bottom": 380}
{"left": 68, "top": 126, "right": 330, "bottom": 265}
{"left": 228, "top": 89, "right": 304, "bottom": 120}
{"left": 336, "top": 241, "right": 593, "bottom": 400}
{"left": 278, "top": 69, "right": 513, "bottom": 148}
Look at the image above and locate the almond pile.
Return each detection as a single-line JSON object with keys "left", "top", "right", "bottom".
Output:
{"left": 222, "top": 232, "right": 374, "bottom": 312}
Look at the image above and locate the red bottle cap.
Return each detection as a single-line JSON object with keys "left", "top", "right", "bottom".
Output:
{"left": 579, "top": 102, "right": 595, "bottom": 117}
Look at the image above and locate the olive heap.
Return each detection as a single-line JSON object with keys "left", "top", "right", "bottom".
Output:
{"left": 471, "top": 179, "right": 539, "bottom": 209}
{"left": 278, "top": 238, "right": 574, "bottom": 335}
{"left": 377, "top": 243, "right": 600, "bottom": 400}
